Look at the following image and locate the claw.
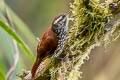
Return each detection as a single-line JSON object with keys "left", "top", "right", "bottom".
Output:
{"left": 56, "top": 57, "right": 70, "bottom": 61}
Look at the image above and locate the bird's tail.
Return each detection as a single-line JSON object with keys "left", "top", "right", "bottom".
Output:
{"left": 31, "top": 57, "right": 41, "bottom": 78}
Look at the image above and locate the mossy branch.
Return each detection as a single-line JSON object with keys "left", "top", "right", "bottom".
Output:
{"left": 18, "top": 0, "right": 120, "bottom": 80}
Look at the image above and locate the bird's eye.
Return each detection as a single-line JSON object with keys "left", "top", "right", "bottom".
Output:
{"left": 62, "top": 15, "right": 65, "bottom": 18}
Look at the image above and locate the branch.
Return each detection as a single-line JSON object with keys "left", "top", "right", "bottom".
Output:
{"left": 18, "top": 0, "right": 120, "bottom": 80}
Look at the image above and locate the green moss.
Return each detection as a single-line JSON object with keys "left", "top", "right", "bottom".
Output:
{"left": 37, "top": 0, "right": 120, "bottom": 79}
{"left": 19, "top": 0, "right": 120, "bottom": 80}
{"left": 65, "top": 0, "right": 120, "bottom": 79}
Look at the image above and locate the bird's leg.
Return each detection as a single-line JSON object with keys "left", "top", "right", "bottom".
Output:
{"left": 56, "top": 57, "right": 70, "bottom": 61}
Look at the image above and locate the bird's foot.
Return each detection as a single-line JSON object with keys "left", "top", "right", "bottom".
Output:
{"left": 56, "top": 57, "right": 70, "bottom": 61}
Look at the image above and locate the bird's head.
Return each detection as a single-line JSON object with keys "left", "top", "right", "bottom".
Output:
{"left": 52, "top": 10, "right": 71, "bottom": 36}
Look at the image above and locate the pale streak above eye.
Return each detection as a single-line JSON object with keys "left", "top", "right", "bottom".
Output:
{"left": 54, "top": 16, "right": 62, "bottom": 24}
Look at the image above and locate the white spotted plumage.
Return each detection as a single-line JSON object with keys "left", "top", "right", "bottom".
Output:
{"left": 52, "top": 10, "right": 71, "bottom": 57}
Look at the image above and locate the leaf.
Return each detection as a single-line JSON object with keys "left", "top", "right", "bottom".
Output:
{"left": 0, "top": 65, "right": 6, "bottom": 80}
{"left": 0, "top": 72, "right": 6, "bottom": 80}
{"left": 0, "top": 58, "right": 7, "bottom": 75}
{"left": 0, "top": 27, "right": 15, "bottom": 65}
{"left": 7, "top": 7, "right": 37, "bottom": 46}
{"left": 0, "top": 0, "right": 37, "bottom": 51}
{"left": 0, "top": 19, "right": 35, "bottom": 62}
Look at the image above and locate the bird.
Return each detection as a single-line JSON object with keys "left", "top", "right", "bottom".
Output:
{"left": 31, "top": 10, "right": 71, "bottom": 78}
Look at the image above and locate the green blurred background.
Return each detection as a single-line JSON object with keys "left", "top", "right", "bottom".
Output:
{"left": 0, "top": 0, "right": 120, "bottom": 80}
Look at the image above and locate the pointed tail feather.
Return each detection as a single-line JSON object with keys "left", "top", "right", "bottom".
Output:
{"left": 31, "top": 58, "right": 41, "bottom": 78}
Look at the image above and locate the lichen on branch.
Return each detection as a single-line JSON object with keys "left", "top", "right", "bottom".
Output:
{"left": 18, "top": 0, "right": 120, "bottom": 80}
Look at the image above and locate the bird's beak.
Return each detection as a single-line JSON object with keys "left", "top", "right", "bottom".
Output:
{"left": 64, "top": 10, "right": 72, "bottom": 18}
